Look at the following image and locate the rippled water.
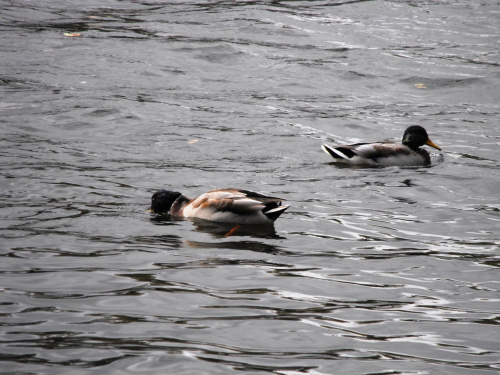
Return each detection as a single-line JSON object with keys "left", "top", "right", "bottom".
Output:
{"left": 1, "top": 1, "right": 499, "bottom": 374}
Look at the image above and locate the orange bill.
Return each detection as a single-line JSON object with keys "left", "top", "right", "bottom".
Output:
{"left": 426, "top": 138, "right": 441, "bottom": 151}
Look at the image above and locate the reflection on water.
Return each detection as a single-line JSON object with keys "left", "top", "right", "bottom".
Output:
{"left": 152, "top": 214, "right": 283, "bottom": 239}
{"left": 1, "top": 0, "right": 500, "bottom": 374}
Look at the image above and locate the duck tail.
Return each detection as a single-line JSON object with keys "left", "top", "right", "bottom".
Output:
{"left": 263, "top": 205, "right": 290, "bottom": 221}
{"left": 322, "top": 144, "right": 353, "bottom": 160}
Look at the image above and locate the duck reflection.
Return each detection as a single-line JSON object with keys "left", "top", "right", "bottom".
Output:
{"left": 191, "top": 219, "right": 284, "bottom": 239}
{"left": 152, "top": 213, "right": 283, "bottom": 238}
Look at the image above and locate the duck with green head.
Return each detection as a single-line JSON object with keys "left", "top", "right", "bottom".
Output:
{"left": 322, "top": 125, "right": 442, "bottom": 167}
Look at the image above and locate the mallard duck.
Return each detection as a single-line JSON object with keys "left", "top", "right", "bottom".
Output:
{"left": 322, "top": 125, "right": 441, "bottom": 167}
{"left": 151, "top": 188, "right": 289, "bottom": 224}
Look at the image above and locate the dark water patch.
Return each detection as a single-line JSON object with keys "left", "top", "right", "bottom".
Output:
{"left": 0, "top": 76, "right": 57, "bottom": 93}
{"left": 154, "top": 258, "right": 293, "bottom": 270}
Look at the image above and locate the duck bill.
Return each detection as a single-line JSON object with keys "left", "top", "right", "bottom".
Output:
{"left": 425, "top": 139, "right": 441, "bottom": 151}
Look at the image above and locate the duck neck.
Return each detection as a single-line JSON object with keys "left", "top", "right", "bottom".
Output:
{"left": 406, "top": 143, "right": 421, "bottom": 151}
{"left": 170, "top": 195, "right": 190, "bottom": 215}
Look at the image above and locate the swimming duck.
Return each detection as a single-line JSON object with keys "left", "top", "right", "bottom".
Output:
{"left": 151, "top": 188, "right": 289, "bottom": 224}
{"left": 322, "top": 125, "right": 441, "bottom": 167}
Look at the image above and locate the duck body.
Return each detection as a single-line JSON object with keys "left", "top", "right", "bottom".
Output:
{"left": 322, "top": 142, "right": 433, "bottom": 167}
{"left": 322, "top": 126, "right": 441, "bottom": 167}
{"left": 151, "top": 188, "right": 289, "bottom": 225}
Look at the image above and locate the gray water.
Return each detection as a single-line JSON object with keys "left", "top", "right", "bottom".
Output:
{"left": 1, "top": 1, "right": 499, "bottom": 374}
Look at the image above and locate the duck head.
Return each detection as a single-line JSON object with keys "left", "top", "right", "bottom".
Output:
{"left": 402, "top": 126, "right": 441, "bottom": 151}
{"left": 151, "top": 189, "right": 182, "bottom": 213}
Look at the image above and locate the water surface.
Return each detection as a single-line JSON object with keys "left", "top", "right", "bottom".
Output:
{"left": 1, "top": 1, "right": 499, "bottom": 374}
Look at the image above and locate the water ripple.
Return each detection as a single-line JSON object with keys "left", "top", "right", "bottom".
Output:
{"left": 1, "top": 0, "right": 499, "bottom": 374}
